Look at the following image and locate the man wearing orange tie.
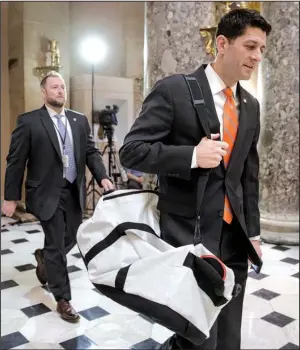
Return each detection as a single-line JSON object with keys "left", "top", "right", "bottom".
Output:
{"left": 120, "top": 8, "right": 271, "bottom": 350}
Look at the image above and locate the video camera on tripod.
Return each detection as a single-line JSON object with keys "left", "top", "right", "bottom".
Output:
{"left": 93, "top": 104, "right": 119, "bottom": 141}
{"left": 92, "top": 104, "right": 128, "bottom": 188}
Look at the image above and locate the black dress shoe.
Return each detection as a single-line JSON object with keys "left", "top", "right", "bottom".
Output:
{"left": 34, "top": 249, "right": 47, "bottom": 285}
{"left": 57, "top": 299, "right": 80, "bottom": 323}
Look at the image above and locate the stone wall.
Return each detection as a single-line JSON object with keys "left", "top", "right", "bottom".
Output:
{"left": 144, "top": 2, "right": 216, "bottom": 93}
{"left": 259, "top": 2, "right": 299, "bottom": 244}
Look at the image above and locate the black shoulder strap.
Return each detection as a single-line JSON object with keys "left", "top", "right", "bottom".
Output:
{"left": 183, "top": 75, "right": 211, "bottom": 139}
{"left": 183, "top": 73, "right": 212, "bottom": 245}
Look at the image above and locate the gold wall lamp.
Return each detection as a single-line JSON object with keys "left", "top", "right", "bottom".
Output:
{"left": 35, "top": 39, "right": 62, "bottom": 80}
{"left": 225, "top": 2, "right": 261, "bottom": 13}
{"left": 199, "top": 2, "right": 261, "bottom": 58}
{"left": 199, "top": 27, "right": 217, "bottom": 57}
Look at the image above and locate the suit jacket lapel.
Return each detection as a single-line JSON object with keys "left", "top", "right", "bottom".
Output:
{"left": 39, "top": 106, "right": 62, "bottom": 161}
{"left": 65, "top": 109, "right": 81, "bottom": 170}
{"left": 227, "top": 83, "right": 247, "bottom": 173}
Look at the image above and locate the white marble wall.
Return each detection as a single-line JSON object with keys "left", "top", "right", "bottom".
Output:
{"left": 259, "top": 2, "right": 299, "bottom": 244}
{"left": 144, "top": 1, "right": 216, "bottom": 93}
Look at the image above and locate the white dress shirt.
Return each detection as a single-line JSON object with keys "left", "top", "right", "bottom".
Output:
{"left": 45, "top": 105, "right": 74, "bottom": 152}
{"left": 190, "top": 64, "right": 259, "bottom": 240}
{"left": 46, "top": 105, "right": 74, "bottom": 179}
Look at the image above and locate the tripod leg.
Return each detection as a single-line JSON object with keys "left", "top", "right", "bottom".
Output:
{"left": 102, "top": 142, "right": 128, "bottom": 190}
{"left": 101, "top": 144, "right": 108, "bottom": 156}
{"left": 109, "top": 148, "right": 114, "bottom": 178}
{"left": 112, "top": 146, "right": 128, "bottom": 189}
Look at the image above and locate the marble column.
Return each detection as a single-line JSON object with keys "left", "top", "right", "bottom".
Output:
{"left": 259, "top": 2, "right": 299, "bottom": 244}
{"left": 144, "top": 1, "right": 216, "bottom": 94}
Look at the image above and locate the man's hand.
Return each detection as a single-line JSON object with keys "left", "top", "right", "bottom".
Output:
{"left": 138, "top": 176, "right": 144, "bottom": 184}
{"left": 101, "top": 178, "right": 114, "bottom": 192}
{"left": 2, "top": 200, "right": 17, "bottom": 217}
{"left": 196, "top": 133, "right": 229, "bottom": 168}
{"left": 251, "top": 239, "right": 262, "bottom": 258}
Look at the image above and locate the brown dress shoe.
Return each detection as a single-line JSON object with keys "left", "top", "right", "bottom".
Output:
{"left": 57, "top": 299, "right": 80, "bottom": 322}
{"left": 34, "top": 249, "right": 47, "bottom": 285}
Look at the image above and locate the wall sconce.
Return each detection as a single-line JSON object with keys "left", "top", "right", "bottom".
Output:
{"left": 225, "top": 2, "right": 261, "bottom": 13}
{"left": 35, "top": 39, "right": 62, "bottom": 80}
{"left": 199, "top": 2, "right": 261, "bottom": 58}
{"left": 199, "top": 27, "right": 217, "bottom": 57}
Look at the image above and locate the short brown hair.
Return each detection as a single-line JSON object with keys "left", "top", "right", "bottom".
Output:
{"left": 40, "top": 71, "right": 64, "bottom": 88}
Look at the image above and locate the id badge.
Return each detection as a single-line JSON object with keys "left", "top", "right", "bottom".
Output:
{"left": 62, "top": 155, "right": 69, "bottom": 168}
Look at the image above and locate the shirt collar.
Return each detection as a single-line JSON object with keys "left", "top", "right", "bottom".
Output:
{"left": 45, "top": 105, "right": 66, "bottom": 118}
{"left": 204, "top": 64, "right": 237, "bottom": 98}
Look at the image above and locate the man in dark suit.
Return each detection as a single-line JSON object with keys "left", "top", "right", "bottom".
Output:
{"left": 120, "top": 9, "right": 271, "bottom": 350}
{"left": 2, "top": 71, "right": 114, "bottom": 322}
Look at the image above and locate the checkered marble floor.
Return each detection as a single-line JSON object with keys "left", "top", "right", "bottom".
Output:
{"left": 1, "top": 216, "right": 299, "bottom": 349}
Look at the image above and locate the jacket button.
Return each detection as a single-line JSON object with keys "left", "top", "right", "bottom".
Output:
{"left": 218, "top": 210, "right": 224, "bottom": 217}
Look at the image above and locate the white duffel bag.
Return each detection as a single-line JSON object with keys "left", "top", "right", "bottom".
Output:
{"left": 77, "top": 189, "right": 237, "bottom": 346}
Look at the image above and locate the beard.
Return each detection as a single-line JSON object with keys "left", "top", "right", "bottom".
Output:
{"left": 47, "top": 97, "right": 65, "bottom": 108}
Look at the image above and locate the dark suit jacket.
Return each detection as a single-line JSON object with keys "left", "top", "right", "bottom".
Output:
{"left": 119, "top": 65, "right": 261, "bottom": 265}
{"left": 4, "top": 105, "right": 108, "bottom": 221}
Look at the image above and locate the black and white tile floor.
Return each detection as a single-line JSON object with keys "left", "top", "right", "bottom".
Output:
{"left": 1, "top": 217, "right": 299, "bottom": 349}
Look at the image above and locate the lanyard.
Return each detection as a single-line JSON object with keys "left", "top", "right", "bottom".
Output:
{"left": 53, "top": 117, "right": 68, "bottom": 150}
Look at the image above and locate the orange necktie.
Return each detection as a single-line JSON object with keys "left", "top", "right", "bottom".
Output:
{"left": 223, "top": 87, "right": 239, "bottom": 224}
